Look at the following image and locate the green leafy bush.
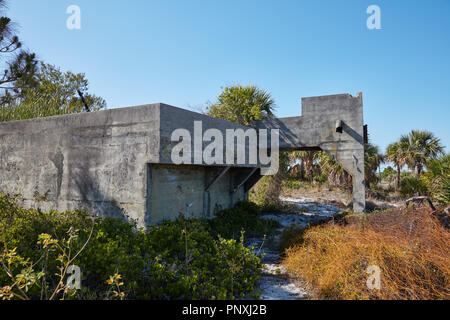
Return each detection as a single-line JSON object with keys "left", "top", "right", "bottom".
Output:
{"left": 249, "top": 152, "right": 290, "bottom": 209}
{"left": 283, "top": 179, "right": 301, "bottom": 189}
{"left": 0, "top": 194, "right": 263, "bottom": 300}
{"left": 437, "top": 179, "right": 450, "bottom": 204}
{"left": 208, "top": 201, "right": 280, "bottom": 239}
{"left": 213, "top": 233, "right": 262, "bottom": 299}
{"left": 423, "top": 154, "right": 450, "bottom": 204}
{"left": 399, "top": 175, "right": 428, "bottom": 198}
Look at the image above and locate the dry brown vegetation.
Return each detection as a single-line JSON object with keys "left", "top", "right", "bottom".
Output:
{"left": 283, "top": 205, "right": 450, "bottom": 300}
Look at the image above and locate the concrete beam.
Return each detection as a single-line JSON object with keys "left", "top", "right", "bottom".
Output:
{"left": 244, "top": 168, "right": 262, "bottom": 193}
{"left": 205, "top": 167, "right": 230, "bottom": 192}
{"left": 232, "top": 167, "right": 258, "bottom": 193}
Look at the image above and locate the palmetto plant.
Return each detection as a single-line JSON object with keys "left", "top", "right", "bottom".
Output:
{"left": 318, "top": 151, "right": 351, "bottom": 188}
{"left": 317, "top": 142, "right": 384, "bottom": 191}
{"left": 423, "top": 154, "right": 450, "bottom": 203}
{"left": 364, "top": 143, "right": 384, "bottom": 189}
{"left": 289, "top": 151, "right": 318, "bottom": 182}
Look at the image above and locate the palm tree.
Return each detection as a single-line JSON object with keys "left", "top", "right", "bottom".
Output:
{"left": 206, "top": 85, "right": 275, "bottom": 126}
{"left": 364, "top": 143, "right": 384, "bottom": 189}
{"left": 290, "top": 151, "right": 318, "bottom": 182}
{"left": 385, "top": 140, "right": 409, "bottom": 190}
{"left": 403, "top": 130, "right": 444, "bottom": 176}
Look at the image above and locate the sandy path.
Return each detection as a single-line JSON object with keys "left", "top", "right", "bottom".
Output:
{"left": 248, "top": 197, "right": 342, "bottom": 300}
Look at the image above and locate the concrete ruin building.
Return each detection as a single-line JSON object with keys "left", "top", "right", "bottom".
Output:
{"left": 0, "top": 93, "right": 366, "bottom": 227}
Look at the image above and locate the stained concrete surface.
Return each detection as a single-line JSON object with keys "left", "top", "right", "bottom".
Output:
{"left": 0, "top": 94, "right": 365, "bottom": 227}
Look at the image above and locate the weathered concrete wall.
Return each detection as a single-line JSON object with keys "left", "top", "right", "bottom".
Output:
{"left": 147, "top": 164, "right": 245, "bottom": 224}
{"left": 0, "top": 104, "right": 162, "bottom": 226}
{"left": 158, "top": 104, "right": 259, "bottom": 167}
{"left": 0, "top": 103, "right": 249, "bottom": 227}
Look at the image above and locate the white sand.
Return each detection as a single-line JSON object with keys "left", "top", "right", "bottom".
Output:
{"left": 248, "top": 197, "right": 342, "bottom": 300}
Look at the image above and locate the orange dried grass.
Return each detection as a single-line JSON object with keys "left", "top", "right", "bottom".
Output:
{"left": 283, "top": 206, "right": 450, "bottom": 300}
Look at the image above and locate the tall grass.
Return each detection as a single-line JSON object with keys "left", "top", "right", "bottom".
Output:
{"left": 283, "top": 206, "right": 450, "bottom": 300}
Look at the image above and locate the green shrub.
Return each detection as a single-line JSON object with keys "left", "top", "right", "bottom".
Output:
{"left": 0, "top": 194, "right": 94, "bottom": 298}
{"left": 424, "top": 154, "right": 450, "bottom": 204}
{"left": 399, "top": 175, "right": 428, "bottom": 198}
{"left": 279, "top": 225, "right": 306, "bottom": 252}
{"left": 213, "top": 233, "right": 262, "bottom": 299}
{"left": 316, "top": 173, "right": 328, "bottom": 184}
{"left": 437, "top": 178, "right": 450, "bottom": 204}
{"left": 208, "top": 201, "right": 280, "bottom": 239}
{"left": 0, "top": 194, "right": 263, "bottom": 300}
{"left": 283, "top": 179, "right": 300, "bottom": 189}
{"left": 249, "top": 152, "right": 289, "bottom": 209}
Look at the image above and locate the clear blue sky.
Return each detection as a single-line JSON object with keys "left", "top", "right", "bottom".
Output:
{"left": 8, "top": 0, "right": 450, "bottom": 155}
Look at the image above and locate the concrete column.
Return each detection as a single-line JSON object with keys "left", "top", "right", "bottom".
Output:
{"left": 321, "top": 144, "right": 365, "bottom": 212}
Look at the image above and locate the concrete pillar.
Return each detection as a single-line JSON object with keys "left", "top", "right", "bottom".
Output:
{"left": 321, "top": 144, "right": 365, "bottom": 212}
